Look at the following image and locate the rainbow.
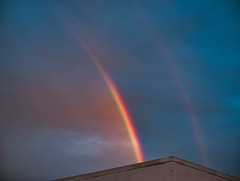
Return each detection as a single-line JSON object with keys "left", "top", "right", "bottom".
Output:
{"left": 88, "top": 52, "right": 144, "bottom": 163}
{"left": 140, "top": 17, "right": 208, "bottom": 165}
{"left": 69, "top": 25, "right": 144, "bottom": 163}
{"left": 128, "top": 8, "right": 209, "bottom": 165}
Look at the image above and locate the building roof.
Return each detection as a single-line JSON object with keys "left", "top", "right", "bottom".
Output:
{"left": 53, "top": 156, "right": 240, "bottom": 181}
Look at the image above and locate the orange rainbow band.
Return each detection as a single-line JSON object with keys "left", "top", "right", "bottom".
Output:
{"left": 88, "top": 53, "right": 144, "bottom": 163}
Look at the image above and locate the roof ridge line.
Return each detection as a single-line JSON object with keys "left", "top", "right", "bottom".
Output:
{"left": 171, "top": 157, "right": 240, "bottom": 181}
{"left": 53, "top": 156, "right": 240, "bottom": 181}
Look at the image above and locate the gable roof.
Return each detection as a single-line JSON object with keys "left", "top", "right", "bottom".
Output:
{"left": 53, "top": 156, "right": 240, "bottom": 181}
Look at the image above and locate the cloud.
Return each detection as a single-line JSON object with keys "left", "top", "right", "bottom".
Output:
{"left": 0, "top": 128, "right": 134, "bottom": 181}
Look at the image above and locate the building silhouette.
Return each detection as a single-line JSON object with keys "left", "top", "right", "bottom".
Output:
{"left": 53, "top": 156, "right": 240, "bottom": 181}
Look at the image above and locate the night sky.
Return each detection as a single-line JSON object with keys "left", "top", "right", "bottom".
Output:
{"left": 1, "top": 0, "right": 240, "bottom": 180}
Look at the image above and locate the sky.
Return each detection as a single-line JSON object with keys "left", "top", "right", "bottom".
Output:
{"left": 0, "top": 0, "right": 240, "bottom": 180}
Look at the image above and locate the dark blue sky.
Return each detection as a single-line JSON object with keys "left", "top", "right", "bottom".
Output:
{"left": 1, "top": 0, "right": 240, "bottom": 180}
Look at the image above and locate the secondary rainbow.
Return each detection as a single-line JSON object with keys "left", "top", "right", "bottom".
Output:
{"left": 141, "top": 17, "right": 208, "bottom": 165}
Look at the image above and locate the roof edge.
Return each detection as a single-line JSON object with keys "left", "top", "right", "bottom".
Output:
{"left": 170, "top": 157, "right": 239, "bottom": 181}
{"left": 53, "top": 156, "right": 240, "bottom": 181}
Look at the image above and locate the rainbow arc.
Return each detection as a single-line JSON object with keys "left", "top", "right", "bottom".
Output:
{"left": 69, "top": 25, "right": 144, "bottom": 163}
